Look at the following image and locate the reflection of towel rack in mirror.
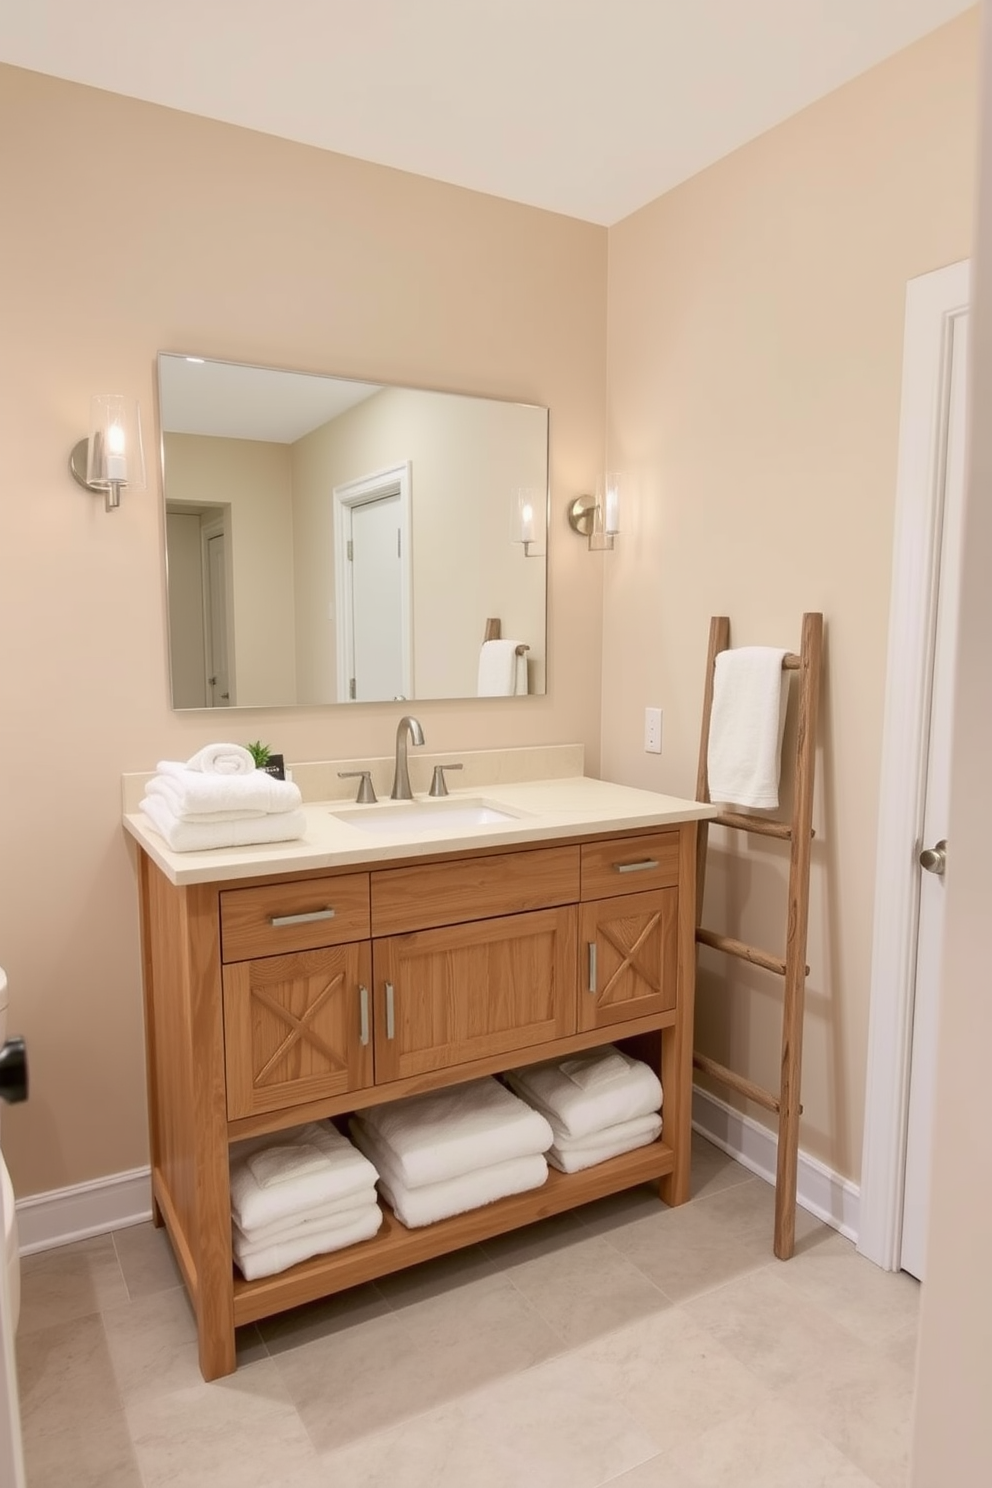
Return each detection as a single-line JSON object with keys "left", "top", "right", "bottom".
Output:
{"left": 483, "top": 617, "right": 530, "bottom": 657}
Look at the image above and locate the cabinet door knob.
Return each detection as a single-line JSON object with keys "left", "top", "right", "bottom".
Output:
{"left": 359, "top": 985, "right": 370, "bottom": 1046}
{"left": 385, "top": 982, "right": 396, "bottom": 1040}
{"left": 587, "top": 942, "right": 598, "bottom": 994}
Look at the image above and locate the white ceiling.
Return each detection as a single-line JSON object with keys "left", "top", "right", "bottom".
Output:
{"left": 0, "top": 0, "right": 973, "bottom": 224}
{"left": 158, "top": 356, "right": 380, "bottom": 442}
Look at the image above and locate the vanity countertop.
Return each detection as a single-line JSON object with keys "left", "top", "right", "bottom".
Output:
{"left": 123, "top": 774, "right": 717, "bottom": 887}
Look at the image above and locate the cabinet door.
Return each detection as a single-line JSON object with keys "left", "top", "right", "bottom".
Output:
{"left": 373, "top": 906, "right": 578, "bottom": 1084}
{"left": 578, "top": 889, "right": 677, "bottom": 1031}
{"left": 223, "top": 944, "right": 373, "bottom": 1119}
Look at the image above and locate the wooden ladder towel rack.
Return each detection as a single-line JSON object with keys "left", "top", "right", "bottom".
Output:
{"left": 694, "top": 612, "right": 823, "bottom": 1260}
{"left": 483, "top": 617, "right": 529, "bottom": 657}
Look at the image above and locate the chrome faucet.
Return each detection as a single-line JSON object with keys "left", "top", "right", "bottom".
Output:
{"left": 390, "top": 715, "right": 425, "bottom": 799}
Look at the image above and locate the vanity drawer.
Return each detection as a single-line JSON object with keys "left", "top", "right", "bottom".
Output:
{"left": 220, "top": 874, "right": 370, "bottom": 962}
{"left": 371, "top": 845, "right": 581, "bottom": 936}
{"left": 580, "top": 832, "right": 680, "bottom": 901}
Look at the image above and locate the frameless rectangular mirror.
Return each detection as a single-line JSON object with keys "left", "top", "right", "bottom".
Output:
{"left": 158, "top": 354, "right": 549, "bottom": 708}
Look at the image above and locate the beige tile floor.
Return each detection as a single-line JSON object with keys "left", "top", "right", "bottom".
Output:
{"left": 14, "top": 1135, "right": 921, "bottom": 1488}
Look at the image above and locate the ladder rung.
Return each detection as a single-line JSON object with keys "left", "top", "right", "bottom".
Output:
{"left": 696, "top": 927, "right": 787, "bottom": 977}
{"left": 783, "top": 652, "right": 800, "bottom": 669}
{"left": 692, "top": 1053, "right": 781, "bottom": 1113}
{"left": 714, "top": 812, "right": 793, "bottom": 841}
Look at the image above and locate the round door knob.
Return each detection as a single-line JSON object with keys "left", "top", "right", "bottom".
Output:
{"left": 918, "top": 839, "right": 947, "bottom": 876}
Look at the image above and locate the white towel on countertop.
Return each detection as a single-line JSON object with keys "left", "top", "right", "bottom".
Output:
{"left": 350, "top": 1120, "right": 548, "bottom": 1228}
{"left": 229, "top": 1122, "right": 378, "bottom": 1234}
{"left": 504, "top": 1047, "right": 662, "bottom": 1142}
{"left": 235, "top": 1188, "right": 379, "bottom": 1246}
{"left": 706, "top": 646, "right": 789, "bottom": 810}
{"left": 478, "top": 640, "right": 527, "bottom": 697}
{"left": 353, "top": 1077, "right": 552, "bottom": 1189}
{"left": 233, "top": 1204, "right": 382, "bottom": 1280}
{"left": 150, "top": 766, "right": 301, "bottom": 816}
{"left": 139, "top": 794, "right": 307, "bottom": 853}
{"left": 548, "top": 1112, "right": 663, "bottom": 1175}
{"left": 184, "top": 742, "right": 255, "bottom": 775}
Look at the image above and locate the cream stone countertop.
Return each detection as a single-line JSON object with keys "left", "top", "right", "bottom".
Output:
{"left": 123, "top": 757, "right": 716, "bottom": 888}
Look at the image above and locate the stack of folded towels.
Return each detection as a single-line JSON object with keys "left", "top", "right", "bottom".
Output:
{"left": 229, "top": 1121, "right": 382, "bottom": 1280}
{"left": 349, "top": 1077, "right": 553, "bottom": 1229}
{"left": 140, "top": 742, "right": 306, "bottom": 852}
{"left": 504, "top": 1045, "right": 663, "bottom": 1173}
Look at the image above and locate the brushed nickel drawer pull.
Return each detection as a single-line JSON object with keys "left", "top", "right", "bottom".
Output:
{"left": 268, "top": 907, "right": 336, "bottom": 927}
{"left": 614, "top": 860, "right": 659, "bottom": 874}
{"left": 359, "top": 985, "right": 370, "bottom": 1046}
{"left": 385, "top": 982, "right": 396, "bottom": 1040}
{"left": 588, "top": 942, "right": 598, "bottom": 993}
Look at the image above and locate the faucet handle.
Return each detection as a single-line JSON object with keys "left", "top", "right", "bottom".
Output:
{"left": 429, "top": 763, "right": 463, "bottom": 798}
{"left": 338, "top": 770, "right": 377, "bottom": 804}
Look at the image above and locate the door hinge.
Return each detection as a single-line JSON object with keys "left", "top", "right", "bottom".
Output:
{"left": 349, "top": 677, "right": 356, "bottom": 699}
{"left": 347, "top": 539, "right": 354, "bottom": 561}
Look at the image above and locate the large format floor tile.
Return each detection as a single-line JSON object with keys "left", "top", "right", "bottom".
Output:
{"left": 11, "top": 1137, "right": 919, "bottom": 1488}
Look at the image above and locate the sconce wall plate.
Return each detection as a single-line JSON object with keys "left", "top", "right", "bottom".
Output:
{"left": 567, "top": 496, "right": 598, "bottom": 538}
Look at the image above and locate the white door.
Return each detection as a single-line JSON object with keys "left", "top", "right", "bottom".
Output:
{"left": 900, "top": 309, "right": 969, "bottom": 1279}
{"left": 350, "top": 495, "right": 405, "bottom": 701}
{"left": 205, "top": 531, "right": 231, "bottom": 706}
{"left": 0, "top": 1130, "right": 25, "bottom": 1487}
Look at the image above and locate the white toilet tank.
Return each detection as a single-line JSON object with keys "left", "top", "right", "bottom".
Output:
{"left": 0, "top": 970, "right": 19, "bottom": 1331}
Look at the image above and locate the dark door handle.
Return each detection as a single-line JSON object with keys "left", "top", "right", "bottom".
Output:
{"left": 0, "top": 1037, "right": 28, "bottom": 1103}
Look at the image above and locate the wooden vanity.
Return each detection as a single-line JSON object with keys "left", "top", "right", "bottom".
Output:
{"left": 128, "top": 776, "right": 712, "bottom": 1379}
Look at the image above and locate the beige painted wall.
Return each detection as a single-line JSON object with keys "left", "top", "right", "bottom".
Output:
{"left": 164, "top": 433, "right": 297, "bottom": 705}
{"left": 911, "top": 9, "right": 992, "bottom": 1479}
{"left": 0, "top": 64, "right": 606, "bottom": 1197}
{"left": 292, "top": 386, "right": 547, "bottom": 701}
{"left": 602, "top": 11, "right": 980, "bottom": 1181}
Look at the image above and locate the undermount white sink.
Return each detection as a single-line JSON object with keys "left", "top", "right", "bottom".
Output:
{"left": 332, "top": 798, "right": 524, "bottom": 833}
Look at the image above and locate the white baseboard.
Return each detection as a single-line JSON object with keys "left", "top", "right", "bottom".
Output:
{"left": 692, "top": 1085, "right": 861, "bottom": 1243}
{"left": 15, "top": 1167, "right": 153, "bottom": 1255}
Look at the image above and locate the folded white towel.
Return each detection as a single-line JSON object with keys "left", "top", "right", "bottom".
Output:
{"left": 353, "top": 1077, "right": 552, "bottom": 1189}
{"left": 706, "top": 647, "right": 789, "bottom": 810}
{"left": 478, "top": 640, "right": 527, "bottom": 697}
{"left": 229, "top": 1122, "right": 378, "bottom": 1233}
{"left": 150, "top": 766, "right": 302, "bottom": 816}
{"left": 548, "top": 1113, "right": 663, "bottom": 1174}
{"left": 350, "top": 1121, "right": 548, "bottom": 1228}
{"left": 558, "top": 1049, "right": 634, "bottom": 1092}
{"left": 246, "top": 1142, "right": 332, "bottom": 1190}
{"left": 139, "top": 794, "right": 307, "bottom": 853}
{"left": 504, "top": 1047, "right": 662, "bottom": 1142}
{"left": 185, "top": 742, "right": 256, "bottom": 775}
{"left": 235, "top": 1188, "right": 380, "bottom": 1246}
{"left": 233, "top": 1204, "right": 382, "bottom": 1280}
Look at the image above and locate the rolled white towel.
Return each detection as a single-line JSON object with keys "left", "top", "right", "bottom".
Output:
{"left": 233, "top": 1204, "right": 382, "bottom": 1280}
{"left": 229, "top": 1122, "right": 378, "bottom": 1233}
{"left": 353, "top": 1077, "right": 552, "bottom": 1189}
{"left": 350, "top": 1120, "right": 548, "bottom": 1229}
{"left": 150, "top": 767, "right": 302, "bottom": 816}
{"left": 139, "top": 794, "right": 307, "bottom": 853}
{"left": 547, "top": 1112, "right": 663, "bottom": 1175}
{"left": 504, "top": 1047, "right": 662, "bottom": 1142}
{"left": 235, "top": 1188, "right": 379, "bottom": 1247}
{"left": 185, "top": 742, "right": 255, "bottom": 775}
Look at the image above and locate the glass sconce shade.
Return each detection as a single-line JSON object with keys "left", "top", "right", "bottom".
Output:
{"left": 569, "top": 471, "right": 621, "bottom": 550}
{"left": 511, "top": 486, "right": 543, "bottom": 555}
{"left": 70, "top": 395, "right": 146, "bottom": 511}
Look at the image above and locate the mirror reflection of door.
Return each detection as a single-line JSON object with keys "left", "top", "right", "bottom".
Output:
{"left": 334, "top": 463, "right": 412, "bottom": 702}
{"left": 204, "top": 525, "right": 232, "bottom": 706}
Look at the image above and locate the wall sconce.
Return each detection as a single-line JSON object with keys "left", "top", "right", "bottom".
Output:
{"left": 511, "top": 486, "right": 544, "bottom": 557}
{"left": 69, "top": 394, "right": 146, "bottom": 512}
{"left": 567, "top": 471, "right": 621, "bottom": 550}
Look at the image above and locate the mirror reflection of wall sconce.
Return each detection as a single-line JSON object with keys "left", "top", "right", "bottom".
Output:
{"left": 567, "top": 471, "right": 621, "bottom": 550}
{"left": 69, "top": 394, "right": 146, "bottom": 512}
{"left": 511, "top": 486, "right": 544, "bottom": 557}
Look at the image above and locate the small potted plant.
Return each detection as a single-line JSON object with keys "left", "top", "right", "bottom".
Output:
{"left": 246, "top": 740, "right": 286, "bottom": 780}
